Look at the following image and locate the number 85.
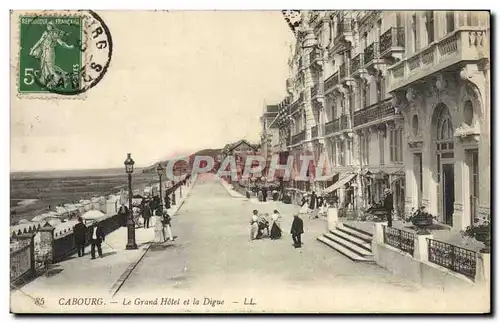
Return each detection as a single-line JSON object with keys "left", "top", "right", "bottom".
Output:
{"left": 23, "top": 68, "right": 40, "bottom": 85}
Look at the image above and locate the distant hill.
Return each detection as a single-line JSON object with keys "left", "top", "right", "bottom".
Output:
{"left": 142, "top": 147, "right": 222, "bottom": 174}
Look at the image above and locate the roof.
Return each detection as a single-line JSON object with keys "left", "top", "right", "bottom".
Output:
{"left": 225, "top": 139, "right": 258, "bottom": 153}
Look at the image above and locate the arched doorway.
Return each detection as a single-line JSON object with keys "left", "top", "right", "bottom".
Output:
{"left": 432, "top": 103, "right": 455, "bottom": 225}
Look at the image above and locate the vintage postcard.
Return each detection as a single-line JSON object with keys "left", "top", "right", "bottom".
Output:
{"left": 10, "top": 10, "right": 491, "bottom": 313}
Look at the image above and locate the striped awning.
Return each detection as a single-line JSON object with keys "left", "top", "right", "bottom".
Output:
{"left": 323, "top": 173, "right": 357, "bottom": 194}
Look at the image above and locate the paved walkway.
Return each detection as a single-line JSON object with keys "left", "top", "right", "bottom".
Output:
{"left": 10, "top": 182, "right": 194, "bottom": 313}
{"left": 114, "top": 175, "right": 486, "bottom": 313}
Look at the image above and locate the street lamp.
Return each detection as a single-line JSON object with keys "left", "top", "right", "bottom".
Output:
{"left": 124, "top": 153, "right": 137, "bottom": 250}
{"left": 156, "top": 163, "right": 164, "bottom": 211}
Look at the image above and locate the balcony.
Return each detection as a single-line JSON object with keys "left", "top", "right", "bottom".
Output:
{"left": 291, "top": 130, "right": 306, "bottom": 145}
{"left": 311, "top": 125, "right": 319, "bottom": 139}
{"left": 363, "top": 42, "right": 380, "bottom": 68}
{"left": 334, "top": 18, "right": 354, "bottom": 42}
{"left": 309, "top": 48, "right": 322, "bottom": 68}
{"left": 351, "top": 53, "right": 364, "bottom": 75}
{"left": 311, "top": 83, "right": 321, "bottom": 99}
{"left": 324, "top": 72, "right": 339, "bottom": 93}
{"left": 388, "top": 27, "right": 489, "bottom": 93}
{"left": 324, "top": 117, "right": 341, "bottom": 135}
{"left": 379, "top": 27, "right": 405, "bottom": 60}
{"left": 339, "top": 60, "right": 352, "bottom": 82}
{"left": 353, "top": 98, "right": 396, "bottom": 128}
{"left": 298, "top": 58, "right": 303, "bottom": 71}
{"left": 290, "top": 98, "right": 300, "bottom": 115}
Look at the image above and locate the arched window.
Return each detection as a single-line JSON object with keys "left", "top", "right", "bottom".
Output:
{"left": 435, "top": 105, "right": 454, "bottom": 154}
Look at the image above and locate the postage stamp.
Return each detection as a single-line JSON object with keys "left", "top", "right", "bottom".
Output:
{"left": 14, "top": 10, "right": 113, "bottom": 98}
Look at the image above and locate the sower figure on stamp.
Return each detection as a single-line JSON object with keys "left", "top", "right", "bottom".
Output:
{"left": 73, "top": 216, "right": 87, "bottom": 257}
{"left": 89, "top": 221, "right": 105, "bottom": 259}
{"left": 290, "top": 213, "right": 304, "bottom": 248}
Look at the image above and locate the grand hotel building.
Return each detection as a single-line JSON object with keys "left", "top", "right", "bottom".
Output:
{"left": 269, "top": 10, "right": 490, "bottom": 230}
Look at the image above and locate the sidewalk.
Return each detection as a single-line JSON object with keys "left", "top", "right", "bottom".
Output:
{"left": 10, "top": 181, "right": 195, "bottom": 313}
{"left": 219, "top": 178, "right": 246, "bottom": 198}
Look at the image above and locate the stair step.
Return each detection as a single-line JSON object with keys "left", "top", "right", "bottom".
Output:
{"left": 317, "top": 236, "right": 374, "bottom": 262}
{"left": 342, "top": 223, "right": 374, "bottom": 238}
{"left": 323, "top": 232, "right": 372, "bottom": 257}
{"left": 336, "top": 224, "right": 373, "bottom": 243}
{"left": 328, "top": 230, "right": 372, "bottom": 252}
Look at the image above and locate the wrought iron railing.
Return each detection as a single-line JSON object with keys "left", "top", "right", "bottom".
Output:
{"left": 325, "top": 118, "right": 340, "bottom": 135}
{"left": 311, "top": 83, "right": 320, "bottom": 98}
{"left": 10, "top": 236, "right": 34, "bottom": 283}
{"left": 380, "top": 27, "right": 405, "bottom": 54}
{"left": 291, "top": 131, "right": 306, "bottom": 145}
{"left": 325, "top": 73, "right": 339, "bottom": 92}
{"left": 383, "top": 226, "right": 415, "bottom": 256}
{"left": 353, "top": 98, "right": 395, "bottom": 127}
{"left": 364, "top": 42, "right": 379, "bottom": 66}
{"left": 290, "top": 99, "right": 300, "bottom": 115}
{"left": 351, "top": 53, "right": 364, "bottom": 73}
{"left": 427, "top": 239, "right": 477, "bottom": 280}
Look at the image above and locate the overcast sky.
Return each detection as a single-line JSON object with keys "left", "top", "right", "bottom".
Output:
{"left": 11, "top": 11, "right": 293, "bottom": 171}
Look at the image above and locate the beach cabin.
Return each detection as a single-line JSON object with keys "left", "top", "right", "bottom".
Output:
{"left": 80, "top": 200, "right": 92, "bottom": 211}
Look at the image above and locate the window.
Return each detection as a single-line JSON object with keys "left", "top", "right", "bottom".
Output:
{"left": 366, "top": 134, "right": 370, "bottom": 165}
{"left": 446, "top": 12, "right": 455, "bottom": 33}
{"left": 331, "top": 140, "right": 336, "bottom": 166}
{"left": 360, "top": 134, "right": 365, "bottom": 165}
{"left": 339, "top": 141, "right": 345, "bottom": 166}
{"left": 411, "top": 14, "right": 418, "bottom": 52}
{"left": 426, "top": 11, "right": 434, "bottom": 44}
{"left": 390, "top": 128, "right": 403, "bottom": 162}
{"left": 376, "top": 76, "right": 385, "bottom": 102}
{"left": 469, "top": 149, "right": 479, "bottom": 223}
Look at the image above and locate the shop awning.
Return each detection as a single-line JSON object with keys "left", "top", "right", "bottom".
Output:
{"left": 323, "top": 173, "right": 357, "bottom": 194}
{"left": 314, "top": 172, "right": 339, "bottom": 182}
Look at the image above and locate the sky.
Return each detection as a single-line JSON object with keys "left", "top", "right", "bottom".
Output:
{"left": 10, "top": 11, "right": 294, "bottom": 171}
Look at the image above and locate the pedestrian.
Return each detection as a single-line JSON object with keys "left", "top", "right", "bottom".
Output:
{"left": 262, "top": 186, "right": 268, "bottom": 202}
{"left": 299, "top": 194, "right": 309, "bottom": 214}
{"left": 290, "top": 213, "right": 304, "bottom": 248}
{"left": 153, "top": 208, "right": 166, "bottom": 243}
{"left": 317, "top": 195, "right": 325, "bottom": 216}
{"left": 118, "top": 204, "right": 129, "bottom": 227}
{"left": 249, "top": 209, "right": 259, "bottom": 240}
{"left": 384, "top": 188, "right": 394, "bottom": 227}
{"left": 269, "top": 210, "right": 282, "bottom": 240}
{"left": 142, "top": 202, "right": 152, "bottom": 229}
{"left": 162, "top": 210, "right": 174, "bottom": 241}
{"left": 89, "top": 221, "right": 105, "bottom": 259}
{"left": 73, "top": 216, "right": 87, "bottom": 257}
{"left": 164, "top": 193, "right": 171, "bottom": 209}
{"left": 309, "top": 191, "right": 318, "bottom": 218}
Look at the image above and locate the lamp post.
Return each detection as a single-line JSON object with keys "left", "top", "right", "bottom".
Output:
{"left": 156, "top": 163, "right": 164, "bottom": 211}
{"left": 124, "top": 153, "right": 137, "bottom": 250}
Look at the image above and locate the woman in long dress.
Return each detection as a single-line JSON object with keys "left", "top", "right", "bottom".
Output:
{"left": 269, "top": 210, "right": 282, "bottom": 240}
{"left": 299, "top": 195, "right": 310, "bottom": 214}
{"left": 249, "top": 210, "right": 259, "bottom": 240}
{"left": 153, "top": 208, "right": 166, "bottom": 243}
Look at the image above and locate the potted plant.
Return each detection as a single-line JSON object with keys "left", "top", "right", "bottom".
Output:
{"left": 462, "top": 218, "right": 490, "bottom": 253}
{"left": 406, "top": 207, "right": 435, "bottom": 235}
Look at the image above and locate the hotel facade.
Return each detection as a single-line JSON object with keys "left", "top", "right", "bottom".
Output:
{"left": 268, "top": 10, "right": 490, "bottom": 230}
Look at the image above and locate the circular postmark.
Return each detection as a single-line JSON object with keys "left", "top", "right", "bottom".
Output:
{"left": 22, "top": 10, "right": 112, "bottom": 95}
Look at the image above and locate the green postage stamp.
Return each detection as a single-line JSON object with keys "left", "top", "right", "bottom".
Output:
{"left": 19, "top": 15, "right": 83, "bottom": 94}
{"left": 15, "top": 10, "right": 113, "bottom": 97}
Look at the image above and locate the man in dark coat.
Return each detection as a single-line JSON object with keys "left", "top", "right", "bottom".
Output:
{"left": 383, "top": 189, "right": 394, "bottom": 227}
{"left": 142, "top": 202, "right": 152, "bottom": 229}
{"left": 89, "top": 222, "right": 105, "bottom": 259}
{"left": 290, "top": 214, "right": 304, "bottom": 248}
{"left": 309, "top": 191, "right": 317, "bottom": 210}
{"left": 118, "top": 204, "right": 129, "bottom": 227}
{"left": 73, "top": 217, "right": 87, "bottom": 257}
{"left": 164, "top": 193, "right": 171, "bottom": 209}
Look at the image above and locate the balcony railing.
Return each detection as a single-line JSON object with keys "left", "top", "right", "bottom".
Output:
{"left": 353, "top": 98, "right": 395, "bottom": 128}
{"left": 364, "top": 42, "right": 379, "bottom": 66}
{"left": 290, "top": 98, "right": 300, "bottom": 115}
{"left": 311, "top": 83, "right": 320, "bottom": 98}
{"left": 291, "top": 130, "right": 306, "bottom": 145}
{"left": 383, "top": 226, "right": 415, "bottom": 256}
{"left": 380, "top": 27, "right": 405, "bottom": 55}
{"left": 427, "top": 238, "right": 477, "bottom": 280}
{"left": 324, "top": 72, "right": 339, "bottom": 92}
{"left": 388, "top": 28, "right": 489, "bottom": 92}
{"left": 351, "top": 53, "right": 364, "bottom": 74}
{"left": 324, "top": 117, "right": 340, "bottom": 135}
{"left": 311, "top": 125, "right": 319, "bottom": 138}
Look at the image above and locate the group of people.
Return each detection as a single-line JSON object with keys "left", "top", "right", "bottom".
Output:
{"left": 299, "top": 191, "right": 327, "bottom": 219}
{"left": 73, "top": 217, "right": 106, "bottom": 260}
{"left": 249, "top": 210, "right": 305, "bottom": 249}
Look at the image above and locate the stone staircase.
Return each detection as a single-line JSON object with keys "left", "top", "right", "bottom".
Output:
{"left": 317, "top": 222, "right": 374, "bottom": 262}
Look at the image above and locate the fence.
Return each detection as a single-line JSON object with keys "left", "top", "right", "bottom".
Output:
{"left": 10, "top": 235, "right": 35, "bottom": 283}
{"left": 427, "top": 239, "right": 477, "bottom": 280}
{"left": 383, "top": 226, "right": 415, "bottom": 256}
